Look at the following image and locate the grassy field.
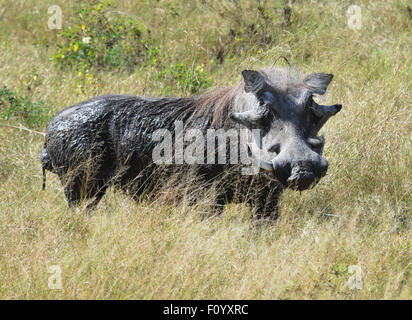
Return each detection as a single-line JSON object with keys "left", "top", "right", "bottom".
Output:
{"left": 0, "top": 0, "right": 410, "bottom": 299}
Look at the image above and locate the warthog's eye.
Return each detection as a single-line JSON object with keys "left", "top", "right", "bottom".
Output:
{"left": 259, "top": 99, "right": 280, "bottom": 120}
{"left": 267, "top": 143, "right": 281, "bottom": 154}
{"left": 256, "top": 99, "right": 274, "bottom": 124}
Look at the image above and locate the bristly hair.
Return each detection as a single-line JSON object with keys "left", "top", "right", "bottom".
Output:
{"left": 119, "top": 84, "right": 242, "bottom": 133}
{"left": 192, "top": 85, "right": 242, "bottom": 128}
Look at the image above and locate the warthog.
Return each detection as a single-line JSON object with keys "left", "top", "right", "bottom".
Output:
{"left": 41, "top": 67, "right": 341, "bottom": 218}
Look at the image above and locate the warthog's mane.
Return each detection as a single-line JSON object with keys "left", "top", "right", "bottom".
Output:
{"left": 193, "top": 85, "right": 242, "bottom": 128}
{"left": 132, "top": 85, "right": 243, "bottom": 131}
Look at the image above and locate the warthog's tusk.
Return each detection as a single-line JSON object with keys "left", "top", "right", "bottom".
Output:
{"left": 258, "top": 159, "right": 274, "bottom": 172}
{"left": 247, "top": 143, "right": 274, "bottom": 173}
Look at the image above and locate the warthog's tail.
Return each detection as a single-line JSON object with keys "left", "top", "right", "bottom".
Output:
{"left": 40, "top": 148, "right": 52, "bottom": 190}
{"left": 42, "top": 166, "right": 46, "bottom": 190}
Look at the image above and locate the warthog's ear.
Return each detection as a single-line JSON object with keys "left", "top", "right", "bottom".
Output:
{"left": 242, "top": 70, "right": 267, "bottom": 94}
{"left": 304, "top": 73, "right": 333, "bottom": 95}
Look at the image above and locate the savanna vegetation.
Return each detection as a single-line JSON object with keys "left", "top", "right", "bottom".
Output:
{"left": 0, "top": 0, "right": 410, "bottom": 299}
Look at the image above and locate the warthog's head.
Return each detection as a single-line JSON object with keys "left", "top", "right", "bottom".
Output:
{"left": 230, "top": 68, "right": 342, "bottom": 190}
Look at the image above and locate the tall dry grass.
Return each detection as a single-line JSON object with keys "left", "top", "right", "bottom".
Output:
{"left": 0, "top": 0, "right": 410, "bottom": 299}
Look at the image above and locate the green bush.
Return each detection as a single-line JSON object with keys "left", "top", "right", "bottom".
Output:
{"left": 51, "top": 0, "right": 157, "bottom": 71}
{"left": 0, "top": 87, "right": 49, "bottom": 128}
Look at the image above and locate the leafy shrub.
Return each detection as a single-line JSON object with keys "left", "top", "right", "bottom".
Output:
{"left": 51, "top": 0, "right": 157, "bottom": 71}
{"left": 0, "top": 87, "right": 49, "bottom": 127}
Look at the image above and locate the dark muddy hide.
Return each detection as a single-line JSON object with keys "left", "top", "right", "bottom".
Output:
{"left": 41, "top": 67, "right": 341, "bottom": 218}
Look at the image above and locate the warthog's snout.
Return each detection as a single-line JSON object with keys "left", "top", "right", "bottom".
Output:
{"left": 286, "top": 158, "right": 329, "bottom": 190}
{"left": 272, "top": 151, "right": 329, "bottom": 191}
